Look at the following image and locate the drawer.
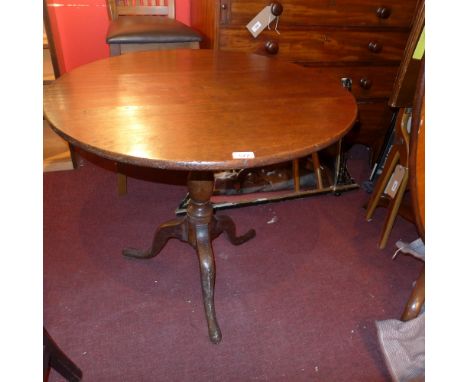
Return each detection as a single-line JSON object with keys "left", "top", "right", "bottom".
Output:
{"left": 218, "top": 28, "right": 409, "bottom": 64}
{"left": 309, "top": 66, "right": 399, "bottom": 100}
{"left": 220, "top": 0, "right": 418, "bottom": 28}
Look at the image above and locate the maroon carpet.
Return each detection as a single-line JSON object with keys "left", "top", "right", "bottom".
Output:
{"left": 44, "top": 146, "right": 422, "bottom": 381}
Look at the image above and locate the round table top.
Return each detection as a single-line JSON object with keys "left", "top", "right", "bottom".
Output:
{"left": 44, "top": 50, "right": 357, "bottom": 171}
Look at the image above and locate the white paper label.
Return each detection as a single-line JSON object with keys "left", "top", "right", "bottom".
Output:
{"left": 252, "top": 21, "right": 262, "bottom": 33}
{"left": 246, "top": 6, "right": 275, "bottom": 38}
{"left": 384, "top": 164, "right": 406, "bottom": 198}
{"left": 232, "top": 152, "right": 255, "bottom": 159}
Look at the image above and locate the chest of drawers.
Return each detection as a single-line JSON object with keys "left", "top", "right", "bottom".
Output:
{"left": 191, "top": 0, "right": 420, "bottom": 161}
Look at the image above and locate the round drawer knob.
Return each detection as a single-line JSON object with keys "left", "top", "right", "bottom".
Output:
{"left": 359, "top": 78, "right": 373, "bottom": 90}
{"left": 221, "top": 4, "right": 227, "bottom": 10}
{"left": 376, "top": 7, "right": 391, "bottom": 19}
{"left": 368, "top": 41, "right": 382, "bottom": 53}
{"left": 271, "top": 2, "right": 284, "bottom": 16}
{"left": 265, "top": 40, "right": 279, "bottom": 55}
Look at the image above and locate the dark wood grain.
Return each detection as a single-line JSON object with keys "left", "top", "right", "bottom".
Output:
{"left": 218, "top": 29, "right": 408, "bottom": 64}
{"left": 409, "top": 57, "right": 425, "bottom": 239}
{"left": 401, "top": 58, "right": 424, "bottom": 322}
{"left": 191, "top": 0, "right": 218, "bottom": 48}
{"left": 43, "top": 50, "right": 357, "bottom": 171}
{"left": 220, "top": 0, "right": 417, "bottom": 29}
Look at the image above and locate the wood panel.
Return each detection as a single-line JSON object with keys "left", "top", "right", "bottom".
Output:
{"left": 191, "top": 0, "right": 218, "bottom": 48}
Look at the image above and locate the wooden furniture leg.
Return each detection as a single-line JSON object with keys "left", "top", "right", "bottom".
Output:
{"left": 67, "top": 143, "right": 79, "bottom": 169}
{"left": 311, "top": 152, "right": 323, "bottom": 189}
{"left": 292, "top": 159, "right": 300, "bottom": 192}
{"left": 332, "top": 138, "right": 350, "bottom": 191}
{"left": 378, "top": 167, "right": 408, "bottom": 248}
{"left": 43, "top": 328, "right": 82, "bottom": 382}
{"left": 401, "top": 267, "right": 425, "bottom": 321}
{"left": 123, "top": 171, "right": 255, "bottom": 343}
{"left": 116, "top": 164, "right": 127, "bottom": 196}
{"left": 366, "top": 146, "right": 400, "bottom": 221}
{"left": 292, "top": 153, "right": 323, "bottom": 192}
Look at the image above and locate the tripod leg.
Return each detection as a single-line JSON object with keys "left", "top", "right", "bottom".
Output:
{"left": 214, "top": 215, "right": 256, "bottom": 245}
{"left": 195, "top": 224, "right": 222, "bottom": 344}
{"left": 123, "top": 218, "right": 186, "bottom": 259}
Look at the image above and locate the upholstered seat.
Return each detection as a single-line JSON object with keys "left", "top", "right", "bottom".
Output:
{"left": 106, "top": 16, "right": 202, "bottom": 45}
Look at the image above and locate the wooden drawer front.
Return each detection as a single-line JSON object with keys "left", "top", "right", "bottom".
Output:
{"left": 221, "top": 0, "right": 417, "bottom": 28}
{"left": 218, "top": 29, "right": 408, "bottom": 64}
{"left": 309, "top": 66, "right": 399, "bottom": 100}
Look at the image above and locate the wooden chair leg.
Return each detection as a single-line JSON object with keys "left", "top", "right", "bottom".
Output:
{"left": 366, "top": 147, "right": 400, "bottom": 221}
{"left": 401, "top": 267, "right": 425, "bottom": 321}
{"left": 378, "top": 168, "right": 408, "bottom": 249}
{"left": 117, "top": 172, "right": 127, "bottom": 195}
{"left": 292, "top": 159, "right": 300, "bottom": 192}
{"left": 44, "top": 328, "right": 82, "bottom": 382}
{"left": 68, "top": 143, "right": 79, "bottom": 169}
{"left": 311, "top": 152, "right": 323, "bottom": 189}
{"left": 333, "top": 139, "right": 342, "bottom": 187}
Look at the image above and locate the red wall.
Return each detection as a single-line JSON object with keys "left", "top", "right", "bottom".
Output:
{"left": 46, "top": 0, "right": 191, "bottom": 74}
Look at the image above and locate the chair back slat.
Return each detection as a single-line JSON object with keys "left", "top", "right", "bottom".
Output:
{"left": 117, "top": 5, "right": 169, "bottom": 16}
{"left": 109, "top": 0, "right": 175, "bottom": 19}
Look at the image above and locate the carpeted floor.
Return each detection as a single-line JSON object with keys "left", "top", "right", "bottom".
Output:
{"left": 44, "top": 145, "right": 422, "bottom": 381}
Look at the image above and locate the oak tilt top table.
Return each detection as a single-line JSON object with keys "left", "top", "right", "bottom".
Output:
{"left": 44, "top": 49, "right": 358, "bottom": 344}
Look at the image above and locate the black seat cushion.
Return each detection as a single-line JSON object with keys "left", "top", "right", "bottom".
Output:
{"left": 106, "top": 16, "right": 202, "bottom": 44}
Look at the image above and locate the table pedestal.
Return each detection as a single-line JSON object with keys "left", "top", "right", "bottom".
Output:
{"left": 123, "top": 171, "right": 256, "bottom": 343}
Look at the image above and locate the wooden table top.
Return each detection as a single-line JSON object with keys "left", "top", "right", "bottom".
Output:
{"left": 43, "top": 50, "right": 357, "bottom": 171}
